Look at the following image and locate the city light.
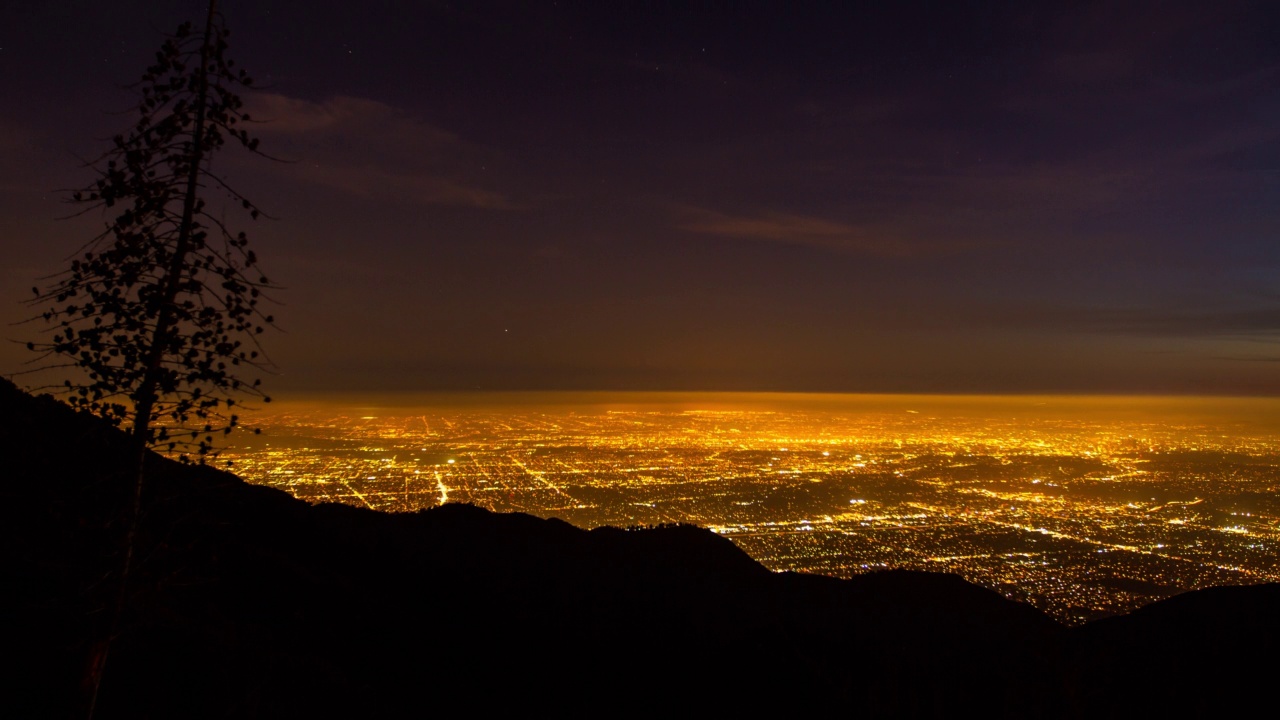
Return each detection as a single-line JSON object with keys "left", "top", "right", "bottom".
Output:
{"left": 222, "top": 393, "right": 1280, "bottom": 624}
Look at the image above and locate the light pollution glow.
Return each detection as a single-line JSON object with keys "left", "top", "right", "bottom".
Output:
{"left": 220, "top": 392, "right": 1280, "bottom": 624}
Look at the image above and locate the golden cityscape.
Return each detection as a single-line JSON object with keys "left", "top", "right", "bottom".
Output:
{"left": 223, "top": 393, "right": 1280, "bottom": 624}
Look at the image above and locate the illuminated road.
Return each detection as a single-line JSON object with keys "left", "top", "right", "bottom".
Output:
{"left": 222, "top": 393, "right": 1280, "bottom": 623}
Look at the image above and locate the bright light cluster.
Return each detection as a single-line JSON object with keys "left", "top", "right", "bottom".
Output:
{"left": 221, "top": 394, "right": 1280, "bottom": 624}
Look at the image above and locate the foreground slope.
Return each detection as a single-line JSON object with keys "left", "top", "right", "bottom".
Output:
{"left": 1, "top": 379, "right": 1275, "bottom": 717}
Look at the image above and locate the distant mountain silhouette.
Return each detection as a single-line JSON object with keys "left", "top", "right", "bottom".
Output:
{"left": 2, "top": 377, "right": 1276, "bottom": 717}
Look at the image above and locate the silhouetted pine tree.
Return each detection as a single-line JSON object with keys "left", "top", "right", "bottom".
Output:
{"left": 27, "top": 2, "right": 274, "bottom": 457}
{"left": 22, "top": 2, "right": 276, "bottom": 714}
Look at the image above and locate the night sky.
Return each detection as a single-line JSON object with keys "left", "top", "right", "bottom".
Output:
{"left": 3, "top": 1, "right": 1279, "bottom": 395}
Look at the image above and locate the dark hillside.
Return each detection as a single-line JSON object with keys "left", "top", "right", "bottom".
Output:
{"left": 1071, "top": 582, "right": 1280, "bottom": 716}
{"left": 1, "top": 378, "right": 1275, "bottom": 717}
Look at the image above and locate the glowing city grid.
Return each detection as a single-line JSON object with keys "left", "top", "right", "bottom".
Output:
{"left": 221, "top": 392, "right": 1280, "bottom": 624}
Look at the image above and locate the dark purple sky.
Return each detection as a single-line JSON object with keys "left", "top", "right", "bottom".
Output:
{"left": 3, "top": 1, "right": 1279, "bottom": 394}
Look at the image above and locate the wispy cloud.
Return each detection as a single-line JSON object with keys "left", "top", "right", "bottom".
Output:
{"left": 984, "top": 303, "right": 1280, "bottom": 338}
{"left": 294, "top": 160, "right": 513, "bottom": 209}
{"left": 242, "top": 93, "right": 517, "bottom": 210}
{"left": 674, "top": 206, "right": 960, "bottom": 258}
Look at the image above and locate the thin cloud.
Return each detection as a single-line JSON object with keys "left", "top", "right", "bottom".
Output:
{"left": 1216, "top": 355, "right": 1280, "bottom": 363}
{"left": 675, "top": 206, "right": 946, "bottom": 258}
{"left": 986, "top": 304, "right": 1280, "bottom": 338}
{"left": 248, "top": 94, "right": 460, "bottom": 146}
{"left": 241, "top": 93, "right": 518, "bottom": 210}
{"left": 298, "top": 163, "right": 511, "bottom": 208}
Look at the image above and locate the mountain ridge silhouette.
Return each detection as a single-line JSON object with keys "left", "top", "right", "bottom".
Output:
{"left": 2, "top": 377, "right": 1276, "bottom": 717}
